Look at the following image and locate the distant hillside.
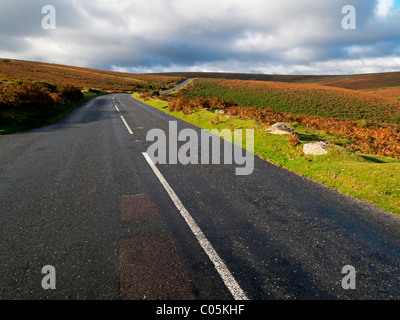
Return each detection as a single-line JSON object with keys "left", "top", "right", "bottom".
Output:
{"left": 154, "top": 71, "right": 400, "bottom": 92}
{"left": 0, "top": 58, "right": 184, "bottom": 93}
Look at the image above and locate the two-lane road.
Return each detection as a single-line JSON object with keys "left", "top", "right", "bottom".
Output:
{"left": 1, "top": 93, "right": 400, "bottom": 300}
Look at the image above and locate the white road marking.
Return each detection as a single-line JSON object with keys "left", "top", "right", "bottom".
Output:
{"left": 121, "top": 116, "right": 133, "bottom": 135}
{"left": 115, "top": 104, "right": 120, "bottom": 112}
{"left": 142, "top": 152, "right": 249, "bottom": 301}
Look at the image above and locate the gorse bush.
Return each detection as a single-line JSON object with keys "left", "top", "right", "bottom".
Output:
{"left": 1, "top": 82, "right": 51, "bottom": 113}
{"left": 15, "top": 82, "right": 54, "bottom": 111}
{"left": 57, "top": 84, "right": 84, "bottom": 102}
{"left": 0, "top": 80, "right": 84, "bottom": 126}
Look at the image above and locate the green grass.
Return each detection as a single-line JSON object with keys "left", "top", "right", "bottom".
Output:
{"left": 133, "top": 92, "right": 400, "bottom": 216}
{"left": 0, "top": 90, "right": 107, "bottom": 134}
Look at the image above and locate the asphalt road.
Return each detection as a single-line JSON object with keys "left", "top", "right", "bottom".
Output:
{"left": 159, "top": 78, "right": 193, "bottom": 95}
{"left": 1, "top": 92, "right": 400, "bottom": 300}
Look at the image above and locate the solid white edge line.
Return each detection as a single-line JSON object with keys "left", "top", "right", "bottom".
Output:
{"left": 121, "top": 116, "right": 133, "bottom": 135}
{"left": 142, "top": 152, "right": 249, "bottom": 301}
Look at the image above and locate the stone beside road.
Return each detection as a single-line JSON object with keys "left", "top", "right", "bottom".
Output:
{"left": 303, "top": 141, "right": 330, "bottom": 155}
{"left": 266, "top": 122, "right": 296, "bottom": 135}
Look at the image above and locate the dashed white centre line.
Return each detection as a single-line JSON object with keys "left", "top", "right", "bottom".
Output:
{"left": 115, "top": 104, "right": 120, "bottom": 112}
{"left": 121, "top": 116, "right": 133, "bottom": 135}
{"left": 142, "top": 152, "right": 249, "bottom": 301}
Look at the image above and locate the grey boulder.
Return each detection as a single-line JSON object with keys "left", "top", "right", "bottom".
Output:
{"left": 303, "top": 142, "right": 329, "bottom": 155}
{"left": 266, "top": 122, "right": 296, "bottom": 135}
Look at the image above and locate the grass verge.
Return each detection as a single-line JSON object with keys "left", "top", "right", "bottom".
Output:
{"left": 133, "top": 92, "right": 400, "bottom": 216}
{"left": 0, "top": 90, "right": 107, "bottom": 134}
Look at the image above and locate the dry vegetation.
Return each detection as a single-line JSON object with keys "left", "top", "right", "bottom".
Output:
{"left": 315, "top": 72, "right": 400, "bottom": 90}
{"left": 0, "top": 81, "right": 85, "bottom": 130}
{"left": 152, "top": 78, "right": 400, "bottom": 159}
{"left": 0, "top": 58, "right": 184, "bottom": 93}
{"left": 180, "top": 79, "right": 400, "bottom": 123}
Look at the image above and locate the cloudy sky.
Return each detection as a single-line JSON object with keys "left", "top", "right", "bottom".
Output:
{"left": 1, "top": 0, "right": 400, "bottom": 75}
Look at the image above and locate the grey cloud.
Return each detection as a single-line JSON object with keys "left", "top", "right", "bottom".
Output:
{"left": 0, "top": 0, "right": 84, "bottom": 37}
{"left": 1, "top": 0, "right": 400, "bottom": 75}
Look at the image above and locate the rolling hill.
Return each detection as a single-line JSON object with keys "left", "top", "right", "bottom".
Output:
{"left": 178, "top": 78, "right": 400, "bottom": 124}
{"left": 154, "top": 71, "right": 400, "bottom": 95}
{"left": 0, "top": 58, "right": 184, "bottom": 93}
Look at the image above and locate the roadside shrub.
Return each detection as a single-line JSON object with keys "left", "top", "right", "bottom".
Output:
{"left": 15, "top": 82, "right": 55, "bottom": 111}
{"left": 0, "top": 111, "right": 15, "bottom": 125}
{"left": 57, "top": 84, "right": 84, "bottom": 101}
{"left": 288, "top": 133, "right": 300, "bottom": 146}
{"left": 0, "top": 80, "right": 84, "bottom": 128}
{"left": 139, "top": 91, "right": 152, "bottom": 101}
{"left": 168, "top": 96, "right": 201, "bottom": 115}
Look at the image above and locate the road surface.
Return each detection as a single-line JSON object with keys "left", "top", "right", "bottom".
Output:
{"left": 0, "top": 92, "right": 400, "bottom": 301}
{"left": 160, "top": 78, "right": 193, "bottom": 95}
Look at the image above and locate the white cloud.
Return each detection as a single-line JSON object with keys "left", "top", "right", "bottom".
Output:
{"left": 254, "top": 56, "right": 400, "bottom": 75}
{"left": 119, "top": 55, "right": 400, "bottom": 76}
{"left": 375, "top": 0, "right": 394, "bottom": 17}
